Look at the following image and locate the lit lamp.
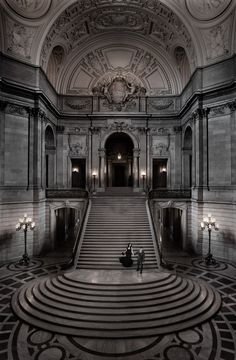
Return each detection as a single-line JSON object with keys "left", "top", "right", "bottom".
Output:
{"left": 72, "top": 167, "right": 79, "bottom": 173}
{"left": 16, "top": 214, "right": 35, "bottom": 266}
{"left": 201, "top": 213, "right": 219, "bottom": 265}
{"left": 117, "top": 153, "right": 122, "bottom": 160}
{"left": 92, "top": 171, "right": 97, "bottom": 192}
{"left": 141, "top": 171, "right": 146, "bottom": 191}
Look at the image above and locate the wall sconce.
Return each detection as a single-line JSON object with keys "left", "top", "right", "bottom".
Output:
{"left": 16, "top": 213, "right": 35, "bottom": 266}
{"left": 117, "top": 153, "right": 122, "bottom": 160}
{"left": 161, "top": 166, "right": 167, "bottom": 173}
{"left": 72, "top": 167, "right": 79, "bottom": 173}
{"left": 141, "top": 172, "right": 146, "bottom": 191}
{"left": 201, "top": 213, "right": 219, "bottom": 265}
{"left": 92, "top": 171, "right": 97, "bottom": 192}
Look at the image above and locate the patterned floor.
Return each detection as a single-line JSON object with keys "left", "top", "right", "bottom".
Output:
{"left": 0, "top": 255, "right": 236, "bottom": 360}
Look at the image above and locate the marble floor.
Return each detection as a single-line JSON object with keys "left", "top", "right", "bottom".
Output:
{"left": 0, "top": 253, "right": 236, "bottom": 360}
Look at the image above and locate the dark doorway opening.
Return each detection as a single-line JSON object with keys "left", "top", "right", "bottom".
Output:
{"left": 71, "top": 159, "right": 86, "bottom": 188}
{"left": 112, "top": 164, "right": 126, "bottom": 186}
{"left": 162, "top": 208, "right": 182, "bottom": 254}
{"left": 55, "top": 208, "right": 76, "bottom": 253}
{"left": 153, "top": 159, "right": 167, "bottom": 188}
{"left": 105, "top": 132, "right": 134, "bottom": 187}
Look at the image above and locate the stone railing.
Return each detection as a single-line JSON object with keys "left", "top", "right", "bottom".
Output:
{"left": 149, "top": 189, "right": 191, "bottom": 199}
{"left": 46, "top": 188, "right": 88, "bottom": 199}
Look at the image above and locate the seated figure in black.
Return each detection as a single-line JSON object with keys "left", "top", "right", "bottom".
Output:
{"left": 119, "top": 243, "right": 134, "bottom": 267}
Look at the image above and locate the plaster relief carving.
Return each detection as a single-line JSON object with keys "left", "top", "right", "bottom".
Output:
{"left": 6, "top": 19, "right": 35, "bottom": 59}
{"left": 63, "top": 98, "right": 92, "bottom": 112}
{"left": 93, "top": 76, "right": 146, "bottom": 111}
{"left": 151, "top": 135, "right": 170, "bottom": 156}
{"left": 6, "top": 0, "right": 52, "bottom": 19}
{"left": 186, "top": 0, "right": 232, "bottom": 21}
{"left": 68, "top": 134, "right": 87, "bottom": 157}
{"left": 6, "top": 103, "right": 27, "bottom": 116}
{"left": 148, "top": 98, "right": 174, "bottom": 112}
{"left": 204, "top": 21, "right": 230, "bottom": 59}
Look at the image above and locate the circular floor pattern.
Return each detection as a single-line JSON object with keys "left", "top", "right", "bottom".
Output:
{"left": 11, "top": 269, "right": 221, "bottom": 339}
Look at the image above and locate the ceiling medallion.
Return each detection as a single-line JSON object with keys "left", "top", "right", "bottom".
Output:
{"left": 92, "top": 76, "right": 146, "bottom": 111}
{"left": 185, "top": 0, "right": 232, "bottom": 21}
{"left": 5, "top": 0, "right": 52, "bottom": 19}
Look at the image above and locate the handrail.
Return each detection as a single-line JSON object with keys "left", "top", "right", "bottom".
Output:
{"left": 146, "top": 197, "right": 173, "bottom": 269}
{"left": 63, "top": 197, "right": 90, "bottom": 268}
{"left": 146, "top": 199, "right": 162, "bottom": 267}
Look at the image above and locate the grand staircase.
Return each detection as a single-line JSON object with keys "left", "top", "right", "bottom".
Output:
{"left": 76, "top": 192, "right": 158, "bottom": 270}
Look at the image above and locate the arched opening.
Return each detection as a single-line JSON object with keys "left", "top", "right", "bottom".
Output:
{"left": 45, "top": 126, "right": 55, "bottom": 188}
{"left": 46, "top": 45, "right": 65, "bottom": 89}
{"left": 174, "top": 46, "right": 191, "bottom": 88}
{"left": 105, "top": 132, "right": 134, "bottom": 187}
{"left": 183, "top": 127, "right": 193, "bottom": 188}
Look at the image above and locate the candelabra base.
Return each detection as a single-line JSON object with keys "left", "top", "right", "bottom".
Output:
{"left": 205, "top": 253, "right": 216, "bottom": 266}
{"left": 19, "top": 253, "right": 30, "bottom": 266}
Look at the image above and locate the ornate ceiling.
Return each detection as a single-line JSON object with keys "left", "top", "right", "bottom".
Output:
{"left": 0, "top": 0, "right": 235, "bottom": 95}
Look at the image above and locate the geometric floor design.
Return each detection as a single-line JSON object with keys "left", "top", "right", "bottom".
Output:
{"left": 0, "top": 255, "right": 236, "bottom": 360}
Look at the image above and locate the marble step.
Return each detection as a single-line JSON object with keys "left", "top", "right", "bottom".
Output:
{"left": 12, "top": 270, "right": 221, "bottom": 338}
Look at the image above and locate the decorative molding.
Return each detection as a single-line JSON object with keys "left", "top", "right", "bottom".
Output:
{"left": 5, "top": 103, "right": 27, "bottom": 116}
{"left": 68, "top": 134, "right": 87, "bottom": 157}
{"left": 56, "top": 125, "right": 65, "bottom": 133}
{"left": 6, "top": 18, "right": 35, "bottom": 60}
{"left": 5, "top": 0, "right": 52, "bottom": 19}
{"left": 185, "top": 0, "right": 232, "bottom": 21}
{"left": 93, "top": 75, "right": 146, "bottom": 111}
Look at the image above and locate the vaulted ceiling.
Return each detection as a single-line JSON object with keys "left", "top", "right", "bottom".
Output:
{"left": 0, "top": 0, "right": 235, "bottom": 95}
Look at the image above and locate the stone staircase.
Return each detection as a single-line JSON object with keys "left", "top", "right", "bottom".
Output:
{"left": 76, "top": 194, "right": 158, "bottom": 270}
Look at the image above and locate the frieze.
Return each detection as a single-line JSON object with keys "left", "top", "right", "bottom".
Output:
{"left": 63, "top": 98, "right": 92, "bottom": 112}
{"left": 106, "top": 121, "right": 135, "bottom": 133}
{"left": 209, "top": 104, "right": 230, "bottom": 117}
{"left": 150, "top": 127, "right": 170, "bottom": 135}
{"left": 5, "top": 103, "right": 27, "bottom": 116}
{"left": 147, "top": 98, "right": 175, "bottom": 113}
{"left": 227, "top": 100, "right": 236, "bottom": 112}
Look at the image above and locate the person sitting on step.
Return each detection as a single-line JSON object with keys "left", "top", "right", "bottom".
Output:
{"left": 119, "top": 243, "right": 134, "bottom": 267}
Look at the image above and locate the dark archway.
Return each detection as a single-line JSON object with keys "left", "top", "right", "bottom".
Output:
{"left": 105, "top": 132, "right": 134, "bottom": 187}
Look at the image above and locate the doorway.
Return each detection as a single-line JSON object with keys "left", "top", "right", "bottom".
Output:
{"left": 55, "top": 208, "right": 77, "bottom": 252}
{"left": 162, "top": 208, "right": 183, "bottom": 254}
{"left": 71, "top": 159, "right": 86, "bottom": 188}
{"left": 153, "top": 159, "right": 167, "bottom": 188}
{"left": 105, "top": 132, "right": 134, "bottom": 187}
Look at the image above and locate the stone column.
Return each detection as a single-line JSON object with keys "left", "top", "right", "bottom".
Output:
{"left": 133, "top": 148, "right": 140, "bottom": 188}
{"left": 99, "top": 148, "right": 106, "bottom": 189}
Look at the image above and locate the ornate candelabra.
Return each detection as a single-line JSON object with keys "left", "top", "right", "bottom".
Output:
{"left": 16, "top": 214, "right": 35, "bottom": 266}
{"left": 201, "top": 214, "right": 219, "bottom": 265}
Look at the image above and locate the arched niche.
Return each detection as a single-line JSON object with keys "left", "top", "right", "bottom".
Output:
{"left": 174, "top": 46, "right": 191, "bottom": 88}
{"left": 46, "top": 45, "right": 65, "bottom": 88}
{"left": 183, "top": 126, "right": 193, "bottom": 188}
{"left": 45, "top": 125, "right": 56, "bottom": 188}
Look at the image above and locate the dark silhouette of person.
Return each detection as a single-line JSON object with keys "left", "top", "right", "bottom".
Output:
{"left": 137, "top": 247, "right": 145, "bottom": 274}
{"left": 119, "top": 243, "right": 134, "bottom": 267}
